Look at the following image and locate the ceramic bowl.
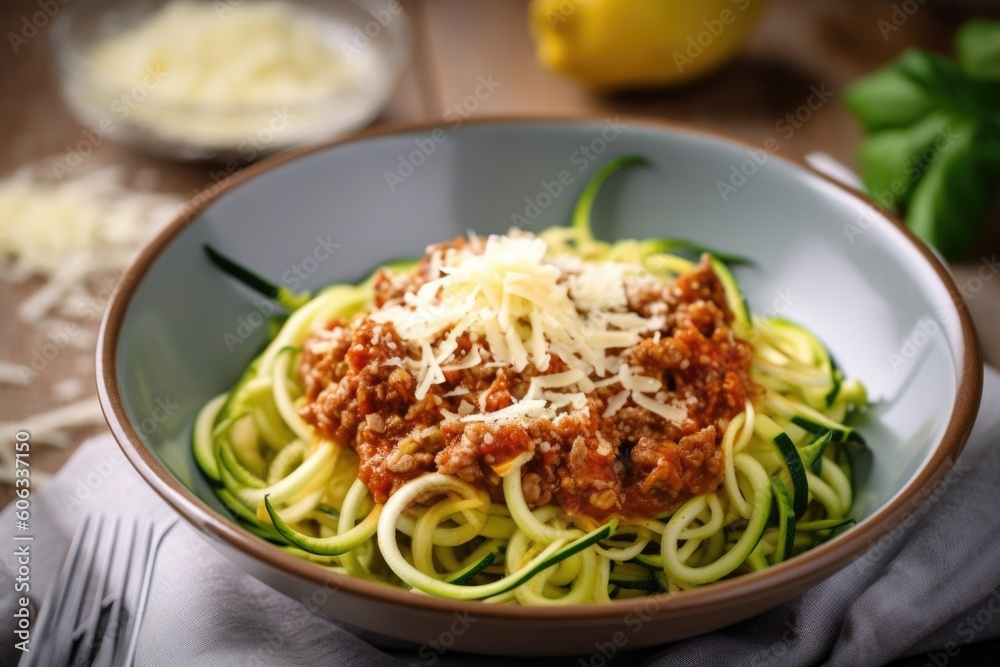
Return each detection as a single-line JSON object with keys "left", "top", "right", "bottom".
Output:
{"left": 97, "top": 118, "right": 982, "bottom": 655}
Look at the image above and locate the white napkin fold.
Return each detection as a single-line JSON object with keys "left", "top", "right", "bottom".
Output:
{"left": 1, "top": 366, "right": 997, "bottom": 667}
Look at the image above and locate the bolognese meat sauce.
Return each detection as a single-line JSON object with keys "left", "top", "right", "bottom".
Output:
{"left": 299, "top": 239, "right": 759, "bottom": 522}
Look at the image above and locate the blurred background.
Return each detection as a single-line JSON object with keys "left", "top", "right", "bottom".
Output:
{"left": 1, "top": 0, "right": 998, "bottom": 554}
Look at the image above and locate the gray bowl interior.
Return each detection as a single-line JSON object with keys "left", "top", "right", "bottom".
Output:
{"left": 116, "top": 121, "right": 964, "bottom": 528}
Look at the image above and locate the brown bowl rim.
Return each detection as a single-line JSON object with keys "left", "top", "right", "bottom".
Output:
{"left": 96, "top": 114, "right": 983, "bottom": 621}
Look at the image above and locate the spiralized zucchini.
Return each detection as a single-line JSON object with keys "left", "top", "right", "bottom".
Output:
{"left": 193, "top": 155, "right": 868, "bottom": 603}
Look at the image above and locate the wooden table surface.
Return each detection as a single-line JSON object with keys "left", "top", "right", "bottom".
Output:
{"left": 1, "top": 0, "right": 1000, "bottom": 662}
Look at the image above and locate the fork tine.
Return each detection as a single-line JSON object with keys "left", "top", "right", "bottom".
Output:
{"left": 35, "top": 514, "right": 104, "bottom": 667}
{"left": 21, "top": 515, "right": 93, "bottom": 667}
{"left": 70, "top": 516, "right": 121, "bottom": 666}
{"left": 118, "top": 517, "right": 177, "bottom": 667}
{"left": 52, "top": 514, "right": 106, "bottom": 667}
{"left": 113, "top": 518, "right": 153, "bottom": 667}
{"left": 92, "top": 517, "right": 138, "bottom": 667}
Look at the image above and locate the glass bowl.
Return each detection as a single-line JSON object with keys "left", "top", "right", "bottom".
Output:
{"left": 51, "top": 0, "right": 412, "bottom": 162}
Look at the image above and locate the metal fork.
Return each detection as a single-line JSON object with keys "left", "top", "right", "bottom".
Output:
{"left": 21, "top": 514, "right": 176, "bottom": 667}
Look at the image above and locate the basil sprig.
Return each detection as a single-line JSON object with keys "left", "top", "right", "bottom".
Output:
{"left": 845, "top": 20, "right": 1000, "bottom": 257}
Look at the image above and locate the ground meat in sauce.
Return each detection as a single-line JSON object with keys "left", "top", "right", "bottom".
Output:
{"left": 299, "top": 245, "right": 759, "bottom": 522}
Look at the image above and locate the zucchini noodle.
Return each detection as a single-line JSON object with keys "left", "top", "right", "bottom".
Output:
{"left": 192, "top": 155, "right": 869, "bottom": 604}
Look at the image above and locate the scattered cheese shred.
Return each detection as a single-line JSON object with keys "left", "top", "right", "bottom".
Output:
{"left": 0, "top": 164, "right": 183, "bottom": 323}
{"left": 602, "top": 389, "right": 630, "bottom": 418}
{"left": 0, "top": 360, "right": 30, "bottom": 386}
{"left": 460, "top": 399, "right": 551, "bottom": 423}
{"left": 631, "top": 391, "right": 687, "bottom": 424}
{"left": 0, "top": 398, "right": 106, "bottom": 447}
{"left": 52, "top": 377, "right": 87, "bottom": 403}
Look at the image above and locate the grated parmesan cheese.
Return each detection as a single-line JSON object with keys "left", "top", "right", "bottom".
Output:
{"left": 631, "top": 391, "right": 687, "bottom": 424}
{"left": 85, "top": 1, "right": 362, "bottom": 108}
{"left": 460, "top": 398, "right": 551, "bottom": 423}
{"left": 371, "top": 231, "right": 689, "bottom": 425}
{"left": 602, "top": 389, "right": 631, "bottom": 418}
{"left": 71, "top": 0, "right": 382, "bottom": 151}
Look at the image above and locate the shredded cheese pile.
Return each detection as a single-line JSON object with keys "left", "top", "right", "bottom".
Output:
{"left": 85, "top": 0, "right": 361, "bottom": 109}
{"left": 69, "top": 0, "right": 382, "bottom": 150}
{"left": 371, "top": 231, "right": 687, "bottom": 424}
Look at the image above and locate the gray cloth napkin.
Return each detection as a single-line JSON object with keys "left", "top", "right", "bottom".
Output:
{"left": 1, "top": 366, "right": 999, "bottom": 667}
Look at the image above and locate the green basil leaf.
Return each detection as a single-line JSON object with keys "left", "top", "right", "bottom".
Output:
{"left": 896, "top": 50, "right": 981, "bottom": 117}
{"left": 957, "top": 20, "right": 1000, "bottom": 80}
{"left": 845, "top": 62, "right": 936, "bottom": 132}
{"left": 906, "top": 123, "right": 1000, "bottom": 257}
{"left": 858, "top": 111, "right": 956, "bottom": 210}
{"left": 846, "top": 20, "right": 1000, "bottom": 258}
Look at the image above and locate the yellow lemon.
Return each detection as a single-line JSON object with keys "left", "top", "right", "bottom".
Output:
{"left": 530, "top": 0, "right": 768, "bottom": 90}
